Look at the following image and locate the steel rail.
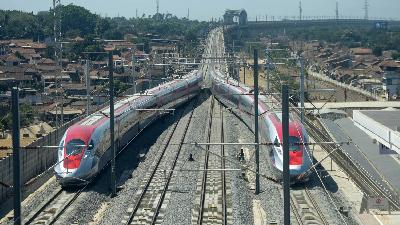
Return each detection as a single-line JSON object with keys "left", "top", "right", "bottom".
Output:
{"left": 124, "top": 98, "right": 197, "bottom": 225}
{"left": 220, "top": 104, "right": 228, "bottom": 225}
{"left": 305, "top": 186, "right": 329, "bottom": 225}
{"left": 197, "top": 97, "right": 215, "bottom": 225}
{"left": 150, "top": 100, "right": 197, "bottom": 224}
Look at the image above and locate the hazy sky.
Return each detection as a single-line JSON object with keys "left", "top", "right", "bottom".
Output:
{"left": 1, "top": 0, "right": 399, "bottom": 21}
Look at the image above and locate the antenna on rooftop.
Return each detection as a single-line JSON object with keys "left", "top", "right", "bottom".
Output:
{"left": 299, "top": 1, "right": 302, "bottom": 21}
{"left": 363, "top": 0, "right": 369, "bottom": 20}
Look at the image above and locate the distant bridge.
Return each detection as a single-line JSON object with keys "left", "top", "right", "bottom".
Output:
{"left": 227, "top": 19, "right": 400, "bottom": 36}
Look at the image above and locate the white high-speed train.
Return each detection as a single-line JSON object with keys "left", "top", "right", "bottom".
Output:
{"left": 55, "top": 71, "right": 203, "bottom": 186}
{"left": 210, "top": 69, "right": 312, "bottom": 182}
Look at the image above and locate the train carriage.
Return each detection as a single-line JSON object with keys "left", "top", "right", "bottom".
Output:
{"left": 210, "top": 70, "right": 312, "bottom": 182}
{"left": 55, "top": 71, "right": 203, "bottom": 187}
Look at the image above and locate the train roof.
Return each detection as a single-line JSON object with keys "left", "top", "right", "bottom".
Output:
{"left": 76, "top": 70, "right": 199, "bottom": 128}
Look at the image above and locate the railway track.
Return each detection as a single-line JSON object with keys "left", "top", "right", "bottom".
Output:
{"left": 122, "top": 99, "right": 197, "bottom": 225}
{"left": 268, "top": 91, "right": 400, "bottom": 210}
{"left": 23, "top": 185, "right": 87, "bottom": 225}
{"left": 22, "top": 99, "right": 197, "bottom": 225}
{"left": 192, "top": 99, "right": 232, "bottom": 225}
{"left": 290, "top": 186, "right": 329, "bottom": 225}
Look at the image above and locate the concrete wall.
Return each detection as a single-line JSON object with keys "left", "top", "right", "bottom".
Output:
{"left": 0, "top": 117, "right": 76, "bottom": 203}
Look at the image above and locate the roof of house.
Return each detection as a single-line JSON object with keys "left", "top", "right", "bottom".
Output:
{"left": 379, "top": 60, "right": 400, "bottom": 69}
{"left": 38, "top": 58, "right": 56, "bottom": 65}
{"left": 350, "top": 48, "right": 373, "bottom": 55}
{"left": 5, "top": 54, "right": 22, "bottom": 62}
{"left": 11, "top": 47, "right": 36, "bottom": 55}
{"left": 0, "top": 73, "right": 33, "bottom": 81}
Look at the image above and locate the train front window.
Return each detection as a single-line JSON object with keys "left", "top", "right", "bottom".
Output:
{"left": 289, "top": 136, "right": 301, "bottom": 152}
{"left": 66, "top": 139, "right": 86, "bottom": 156}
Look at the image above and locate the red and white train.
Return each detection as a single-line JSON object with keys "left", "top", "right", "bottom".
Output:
{"left": 210, "top": 69, "right": 312, "bottom": 182}
{"left": 55, "top": 71, "right": 203, "bottom": 186}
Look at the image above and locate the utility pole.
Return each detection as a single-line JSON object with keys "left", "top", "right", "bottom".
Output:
{"left": 243, "top": 56, "right": 246, "bottom": 85}
{"left": 187, "top": 8, "right": 190, "bottom": 20}
{"left": 131, "top": 47, "right": 137, "bottom": 94}
{"left": 299, "top": 1, "right": 303, "bottom": 21}
{"left": 109, "top": 52, "right": 116, "bottom": 197}
{"left": 60, "top": 43, "right": 64, "bottom": 126}
{"left": 254, "top": 49, "right": 260, "bottom": 195}
{"left": 282, "top": 84, "right": 290, "bottom": 225}
{"left": 85, "top": 60, "right": 90, "bottom": 116}
{"left": 300, "top": 57, "right": 305, "bottom": 123}
{"left": 336, "top": 1, "right": 339, "bottom": 20}
{"left": 12, "top": 87, "right": 21, "bottom": 225}
{"left": 265, "top": 48, "right": 270, "bottom": 95}
{"left": 156, "top": 0, "right": 160, "bottom": 15}
{"left": 364, "top": 0, "right": 369, "bottom": 20}
{"left": 163, "top": 53, "right": 167, "bottom": 78}
{"left": 53, "top": 0, "right": 61, "bottom": 128}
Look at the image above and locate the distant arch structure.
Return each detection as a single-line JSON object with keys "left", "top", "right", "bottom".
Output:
{"left": 224, "top": 9, "right": 247, "bottom": 26}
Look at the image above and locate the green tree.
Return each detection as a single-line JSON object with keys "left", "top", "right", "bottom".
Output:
{"left": 59, "top": 4, "right": 98, "bottom": 37}
{"left": 0, "top": 103, "right": 35, "bottom": 129}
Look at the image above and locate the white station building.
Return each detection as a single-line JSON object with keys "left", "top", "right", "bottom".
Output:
{"left": 353, "top": 109, "right": 400, "bottom": 155}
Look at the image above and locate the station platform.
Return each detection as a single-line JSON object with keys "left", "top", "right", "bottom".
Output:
{"left": 321, "top": 117, "right": 400, "bottom": 193}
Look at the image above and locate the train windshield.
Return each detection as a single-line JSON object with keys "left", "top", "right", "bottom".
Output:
{"left": 66, "top": 139, "right": 86, "bottom": 156}
{"left": 289, "top": 136, "right": 301, "bottom": 152}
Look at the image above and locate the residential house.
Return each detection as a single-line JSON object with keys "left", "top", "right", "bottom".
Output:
{"left": 380, "top": 60, "right": 400, "bottom": 100}
{"left": 350, "top": 47, "right": 377, "bottom": 63}
{"left": 63, "top": 83, "right": 87, "bottom": 96}
{"left": 4, "top": 54, "right": 22, "bottom": 66}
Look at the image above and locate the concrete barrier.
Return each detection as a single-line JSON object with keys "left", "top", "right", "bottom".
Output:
{"left": 308, "top": 70, "right": 385, "bottom": 101}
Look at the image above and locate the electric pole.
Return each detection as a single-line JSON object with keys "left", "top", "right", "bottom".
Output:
{"left": 336, "top": 1, "right": 339, "bottom": 20}
{"left": 265, "top": 48, "right": 270, "bottom": 95}
{"left": 131, "top": 47, "right": 137, "bottom": 94}
{"left": 12, "top": 87, "right": 21, "bottom": 225}
{"left": 282, "top": 84, "right": 290, "bottom": 225}
{"left": 53, "top": 0, "right": 62, "bottom": 128}
{"left": 109, "top": 52, "right": 116, "bottom": 197}
{"left": 299, "top": 1, "right": 303, "bottom": 21}
{"left": 85, "top": 60, "right": 91, "bottom": 116}
{"left": 364, "top": 0, "right": 369, "bottom": 20}
{"left": 300, "top": 57, "right": 305, "bottom": 123}
{"left": 254, "top": 49, "right": 260, "bottom": 195}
